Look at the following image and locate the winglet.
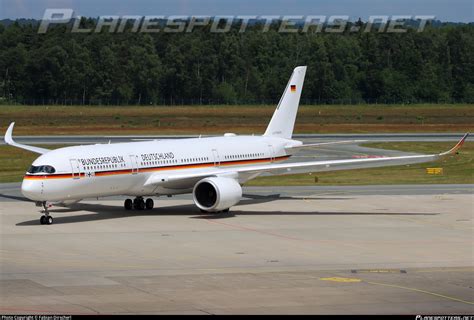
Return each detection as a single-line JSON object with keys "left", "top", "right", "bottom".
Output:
{"left": 5, "top": 122, "right": 15, "bottom": 145}
{"left": 440, "top": 133, "right": 469, "bottom": 156}
{"left": 4, "top": 122, "right": 50, "bottom": 154}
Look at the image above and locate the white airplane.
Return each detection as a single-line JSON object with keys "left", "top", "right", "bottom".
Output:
{"left": 4, "top": 66, "right": 469, "bottom": 225}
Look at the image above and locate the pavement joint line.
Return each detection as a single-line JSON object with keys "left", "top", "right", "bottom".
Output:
{"left": 364, "top": 281, "right": 474, "bottom": 305}
{"left": 308, "top": 192, "right": 346, "bottom": 197}
{"left": 203, "top": 216, "right": 366, "bottom": 249}
{"left": 53, "top": 297, "right": 101, "bottom": 315}
{"left": 393, "top": 214, "right": 469, "bottom": 230}
{"left": 413, "top": 267, "right": 474, "bottom": 273}
{"left": 198, "top": 309, "right": 214, "bottom": 315}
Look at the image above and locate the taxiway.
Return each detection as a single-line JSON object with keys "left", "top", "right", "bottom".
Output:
{"left": 0, "top": 184, "right": 472, "bottom": 314}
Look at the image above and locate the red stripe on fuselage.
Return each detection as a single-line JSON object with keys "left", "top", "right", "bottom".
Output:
{"left": 23, "top": 155, "right": 290, "bottom": 180}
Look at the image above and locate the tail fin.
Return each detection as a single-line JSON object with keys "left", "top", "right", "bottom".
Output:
{"left": 264, "top": 66, "right": 307, "bottom": 139}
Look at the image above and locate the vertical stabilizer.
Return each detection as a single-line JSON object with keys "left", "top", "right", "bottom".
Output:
{"left": 263, "top": 66, "right": 307, "bottom": 139}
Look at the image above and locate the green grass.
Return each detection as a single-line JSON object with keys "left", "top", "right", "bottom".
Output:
{"left": 246, "top": 141, "right": 474, "bottom": 186}
{"left": 1, "top": 142, "right": 472, "bottom": 184}
{"left": 1, "top": 104, "right": 473, "bottom": 135}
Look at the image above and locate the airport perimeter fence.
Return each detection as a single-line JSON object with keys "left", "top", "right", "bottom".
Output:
{"left": 2, "top": 97, "right": 473, "bottom": 106}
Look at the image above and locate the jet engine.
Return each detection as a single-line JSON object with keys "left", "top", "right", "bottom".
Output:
{"left": 193, "top": 177, "right": 242, "bottom": 212}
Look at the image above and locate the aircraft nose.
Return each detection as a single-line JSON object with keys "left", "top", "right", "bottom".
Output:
{"left": 21, "top": 179, "right": 44, "bottom": 201}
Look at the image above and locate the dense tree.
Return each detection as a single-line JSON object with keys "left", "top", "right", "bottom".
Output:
{"left": 0, "top": 21, "right": 472, "bottom": 104}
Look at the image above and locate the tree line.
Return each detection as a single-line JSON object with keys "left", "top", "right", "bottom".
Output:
{"left": 0, "top": 20, "right": 473, "bottom": 105}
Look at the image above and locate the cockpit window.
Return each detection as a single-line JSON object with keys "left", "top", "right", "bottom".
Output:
{"left": 27, "top": 165, "right": 56, "bottom": 174}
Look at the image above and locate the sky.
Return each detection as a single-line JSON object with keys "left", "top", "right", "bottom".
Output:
{"left": 1, "top": 0, "right": 472, "bottom": 22}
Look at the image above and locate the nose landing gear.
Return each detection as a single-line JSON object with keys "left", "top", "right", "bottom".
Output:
{"left": 39, "top": 202, "right": 53, "bottom": 225}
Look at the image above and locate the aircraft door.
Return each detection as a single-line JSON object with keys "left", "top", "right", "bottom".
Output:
{"left": 212, "top": 149, "right": 220, "bottom": 166}
{"left": 70, "top": 159, "right": 81, "bottom": 179}
{"left": 129, "top": 155, "right": 139, "bottom": 174}
{"left": 268, "top": 145, "right": 275, "bottom": 163}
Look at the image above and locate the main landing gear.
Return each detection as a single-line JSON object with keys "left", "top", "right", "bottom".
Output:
{"left": 39, "top": 202, "right": 53, "bottom": 225}
{"left": 124, "top": 197, "right": 154, "bottom": 210}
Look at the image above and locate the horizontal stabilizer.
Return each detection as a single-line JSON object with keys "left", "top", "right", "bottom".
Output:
{"left": 285, "top": 140, "right": 368, "bottom": 151}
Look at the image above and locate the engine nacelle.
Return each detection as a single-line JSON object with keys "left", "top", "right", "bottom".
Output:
{"left": 193, "top": 177, "right": 242, "bottom": 212}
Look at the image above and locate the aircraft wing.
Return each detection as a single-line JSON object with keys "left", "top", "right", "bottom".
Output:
{"left": 145, "top": 133, "right": 468, "bottom": 187}
{"left": 236, "top": 133, "right": 469, "bottom": 176}
{"left": 4, "top": 122, "right": 50, "bottom": 154}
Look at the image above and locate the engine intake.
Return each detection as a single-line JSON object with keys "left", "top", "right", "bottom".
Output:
{"left": 193, "top": 177, "right": 242, "bottom": 212}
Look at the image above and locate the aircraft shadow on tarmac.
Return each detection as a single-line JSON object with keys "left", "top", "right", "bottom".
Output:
{"left": 15, "top": 195, "right": 439, "bottom": 226}
{"left": 2, "top": 192, "right": 348, "bottom": 205}
{"left": 0, "top": 193, "right": 32, "bottom": 202}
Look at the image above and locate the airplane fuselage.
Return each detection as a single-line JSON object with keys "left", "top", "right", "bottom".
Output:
{"left": 21, "top": 135, "right": 295, "bottom": 202}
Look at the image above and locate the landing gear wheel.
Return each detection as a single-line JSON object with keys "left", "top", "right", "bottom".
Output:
{"left": 40, "top": 202, "right": 53, "bottom": 225}
{"left": 200, "top": 209, "right": 208, "bottom": 213}
{"left": 124, "top": 199, "right": 133, "bottom": 210}
{"left": 145, "top": 198, "right": 154, "bottom": 210}
{"left": 222, "top": 208, "right": 230, "bottom": 213}
{"left": 133, "top": 197, "right": 145, "bottom": 210}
